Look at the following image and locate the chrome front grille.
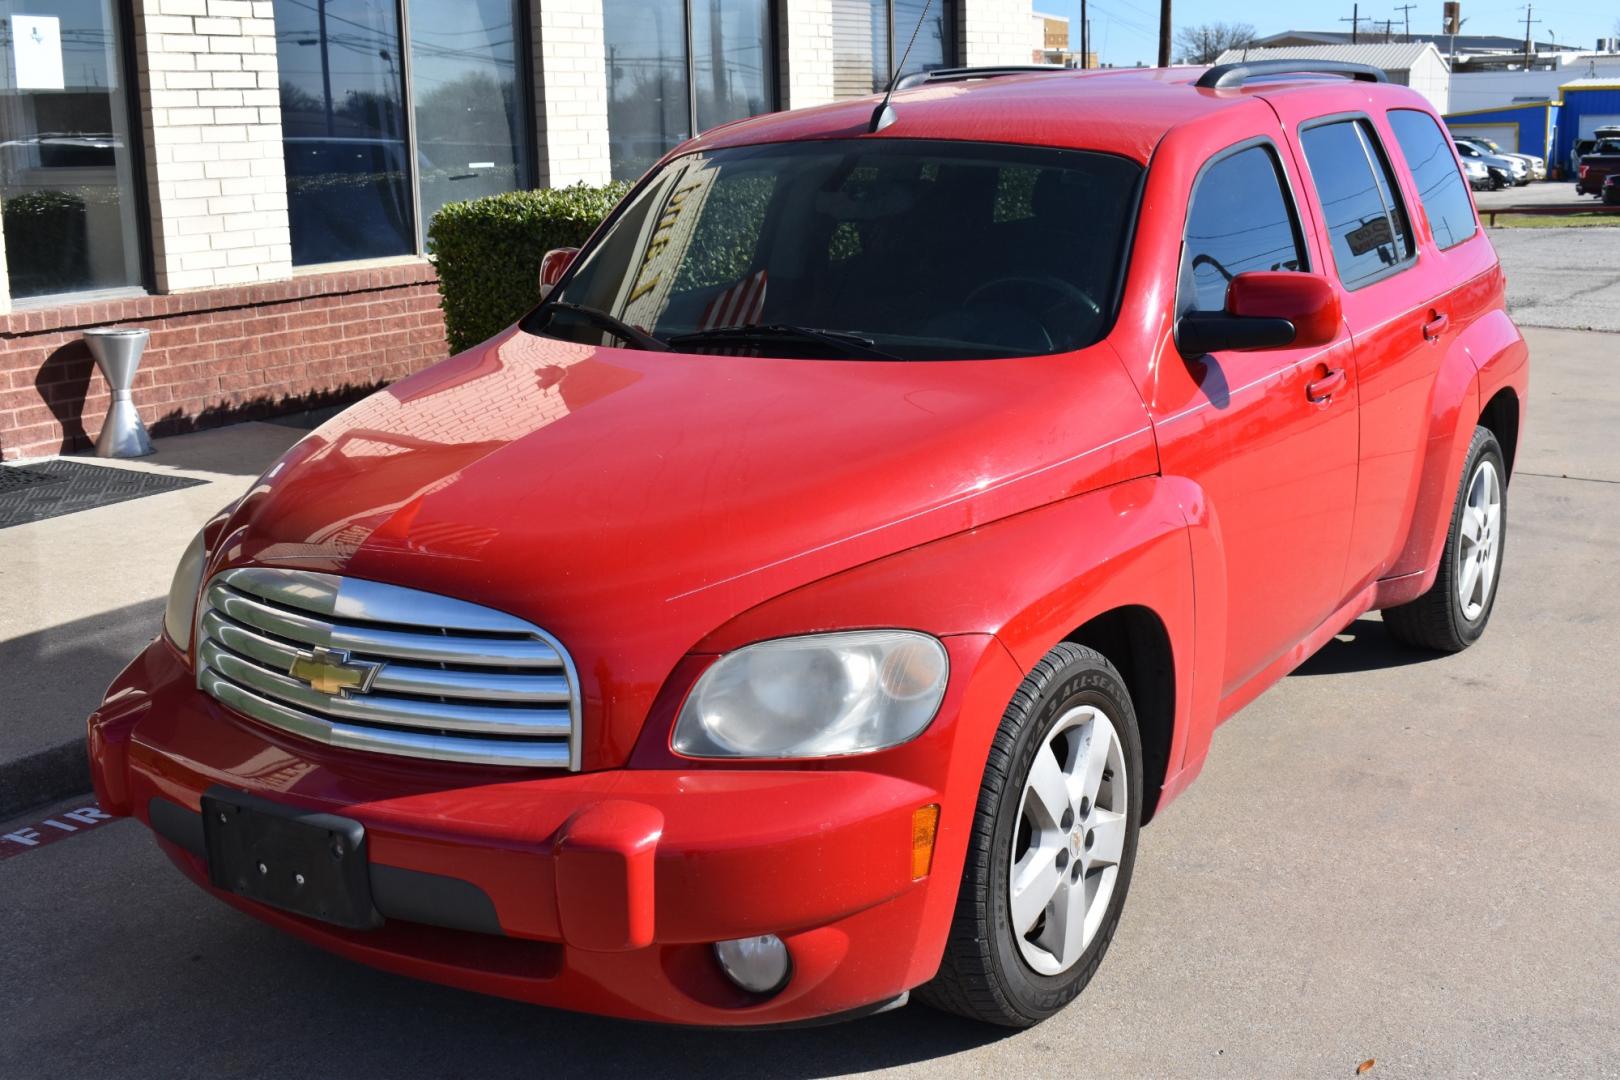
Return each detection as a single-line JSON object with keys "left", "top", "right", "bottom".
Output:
{"left": 196, "top": 567, "right": 580, "bottom": 768}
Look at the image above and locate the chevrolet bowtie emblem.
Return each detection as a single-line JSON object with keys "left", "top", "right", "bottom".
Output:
{"left": 287, "top": 645, "right": 381, "bottom": 697}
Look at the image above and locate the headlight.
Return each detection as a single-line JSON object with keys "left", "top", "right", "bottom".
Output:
{"left": 672, "top": 631, "right": 949, "bottom": 758}
{"left": 162, "top": 527, "right": 208, "bottom": 657}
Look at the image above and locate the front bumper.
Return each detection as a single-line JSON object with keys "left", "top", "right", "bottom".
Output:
{"left": 88, "top": 634, "right": 1020, "bottom": 1026}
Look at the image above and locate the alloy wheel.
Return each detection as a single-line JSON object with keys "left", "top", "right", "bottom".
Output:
{"left": 1009, "top": 705, "right": 1128, "bottom": 976}
{"left": 1456, "top": 458, "right": 1502, "bottom": 622}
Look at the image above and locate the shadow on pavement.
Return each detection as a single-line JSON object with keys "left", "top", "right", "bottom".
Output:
{"left": 1291, "top": 616, "right": 1435, "bottom": 677}
{"left": 0, "top": 598, "right": 163, "bottom": 815}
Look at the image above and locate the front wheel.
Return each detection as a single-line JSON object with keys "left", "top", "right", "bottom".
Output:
{"left": 1383, "top": 426, "right": 1507, "bottom": 652}
{"left": 918, "top": 642, "right": 1142, "bottom": 1027}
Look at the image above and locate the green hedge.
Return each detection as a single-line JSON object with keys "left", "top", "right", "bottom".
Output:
{"left": 427, "top": 181, "right": 630, "bottom": 354}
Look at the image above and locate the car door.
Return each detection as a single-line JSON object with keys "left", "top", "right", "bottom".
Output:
{"left": 1274, "top": 109, "right": 1449, "bottom": 594}
{"left": 1147, "top": 137, "right": 1360, "bottom": 700}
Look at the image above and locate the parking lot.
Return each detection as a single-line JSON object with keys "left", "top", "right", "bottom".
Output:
{"left": 4, "top": 245, "right": 1618, "bottom": 1078}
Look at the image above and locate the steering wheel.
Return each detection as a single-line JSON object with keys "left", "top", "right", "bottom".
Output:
{"left": 964, "top": 276, "right": 1103, "bottom": 350}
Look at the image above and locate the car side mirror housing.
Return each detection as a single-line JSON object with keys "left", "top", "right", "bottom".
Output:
{"left": 538, "top": 247, "right": 579, "bottom": 301}
{"left": 1175, "top": 271, "right": 1341, "bottom": 358}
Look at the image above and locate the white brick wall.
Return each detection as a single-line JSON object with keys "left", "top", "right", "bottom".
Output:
{"left": 530, "top": 0, "right": 613, "bottom": 187}
{"left": 780, "top": 0, "right": 836, "bottom": 109}
{"left": 132, "top": 0, "right": 291, "bottom": 291}
{"left": 960, "top": 0, "right": 1041, "bottom": 67}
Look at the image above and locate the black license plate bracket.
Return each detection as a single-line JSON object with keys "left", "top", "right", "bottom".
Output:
{"left": 201, "top": 786, "right": 381, "bottom": 930}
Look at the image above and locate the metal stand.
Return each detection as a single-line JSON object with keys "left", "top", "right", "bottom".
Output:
{"left": 85, "top": 327, "right": 154, "bottom": 458}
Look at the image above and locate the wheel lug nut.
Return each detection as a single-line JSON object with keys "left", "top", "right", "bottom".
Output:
{"left": 1061, "top": 809, "right": 1074, "bottom": 831}
{"left": 1056, "top": 849, "right": 1069, "bottom": 871}
{"left": 1078, "top": 797, "right": 1091, "bottom": 818}
{"left": 1084, "top": 830, "right": 1095, "bottom": 850}
{"left": 1070, "top": 861, "right": 1083, "bottom": 882}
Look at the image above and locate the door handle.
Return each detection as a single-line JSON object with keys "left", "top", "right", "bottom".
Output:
{"left": 1306, "top": 368, "right": 1346, "bottom": 403}
{"left": 1423, "top": 312, "right": 1449, "bottom": 341}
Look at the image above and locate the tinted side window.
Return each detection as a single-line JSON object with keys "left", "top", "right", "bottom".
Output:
{"left": 1300, "top": 119, "right": 1415, "bottom": 289}
{"left": 1180, "top": 144, "right": 1307, "bottom": 314}
{"left": 1388, "top": 110, "right": 1478, "bottom": 250}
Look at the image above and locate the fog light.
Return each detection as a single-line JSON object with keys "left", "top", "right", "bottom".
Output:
{"left": 713, "top": 934, "right": 791, "bottom": 995}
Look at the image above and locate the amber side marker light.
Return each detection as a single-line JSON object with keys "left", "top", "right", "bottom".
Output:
{"left": 911, "top": 804, "right": 940, "bottom": 880}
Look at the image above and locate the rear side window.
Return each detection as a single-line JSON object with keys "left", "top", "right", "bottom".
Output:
{"left": 1299, "top": 119, "right": 1415, "bottom": 289}
{"left": 1179, "top": 143, "right": 1307, "bottom": 314}
{"left": 1388, "top": 110, "right": 1477, "bottom": 250}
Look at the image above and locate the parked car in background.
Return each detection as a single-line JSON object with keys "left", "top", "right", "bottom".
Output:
{"left": 1577, "top": 134, "right": 1620, "bottom": 197}
{"left": 1461, "top": 156, "right": 1491, "bottom": 191}
{"left": 1464, "top": 136, "right": 1544, "bottom": 180}
{"left": 1603, "top": 173, "right": 1620, "bottom": 205}
{"left": 1453, "top": 139, "right": 1517, "bottom": 189}
{"left": 88, "top": 60, "right": 1527, "bottom": 1031}
{"left": 1456, "top": 139, "right": 1528, "bottom": 186}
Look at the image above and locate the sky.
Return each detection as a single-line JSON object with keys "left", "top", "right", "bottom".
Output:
{"left": 1046, "top": 0, "right": 1620, "bottom": 66}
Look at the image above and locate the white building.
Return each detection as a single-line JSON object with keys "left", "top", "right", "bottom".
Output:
{"left": 1449, "top": 56, "right": 1620, "bottom": 113}
{"left": 1213, "top": 42, "right": 1452, "bottom": 115}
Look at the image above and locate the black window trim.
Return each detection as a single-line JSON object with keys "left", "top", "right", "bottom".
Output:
{"left": 1175, "top": 134, "right": 1313, "bottom": 319}
{"left": 1296, "top": 110, "right": 1420, "bottom": 293}
{"left": 1385, "top": 106, "right": 1481, "bottom": 252}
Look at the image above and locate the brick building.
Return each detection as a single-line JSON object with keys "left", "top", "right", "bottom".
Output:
{"left": 0, "top": 0, "right": 1031, "bottom": 461}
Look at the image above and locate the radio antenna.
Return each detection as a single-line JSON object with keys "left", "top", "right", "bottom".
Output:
{"left": 869, "top": 0, "right": 935, "bottom": 133}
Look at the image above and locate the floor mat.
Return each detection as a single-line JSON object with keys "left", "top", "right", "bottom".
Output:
{"left": 0, "top": 460, "right": 207, "bottom": 529}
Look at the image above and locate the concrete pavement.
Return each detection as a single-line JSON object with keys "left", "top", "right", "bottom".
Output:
{"left": 2, "top": 322, "right": 1617, "bottom": 1076}
{"left": 1491, "top": 229, "right": 1620, "bottom": 333}
{"left": 1472, "top": 179, "right": 1590, "bottom": 212}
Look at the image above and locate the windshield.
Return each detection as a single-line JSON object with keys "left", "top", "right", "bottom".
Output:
{"left": 524, "top": 139, "right": 1142, "bottom": 360}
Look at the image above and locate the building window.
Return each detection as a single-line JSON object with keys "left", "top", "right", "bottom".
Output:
{"left": 604, "top": 0, "right": 776, "bottom": 182}
{"left": 407, "top": 0, "right": 528, "bottom": 248}
{"left": 0, "top": 0, "right": 145, "bottom": 300}
{"left": 274, "top": 0, "right": 530, "bottom": 267}
{"left": 832, "top": 0, "right": 954, "bottom": 99}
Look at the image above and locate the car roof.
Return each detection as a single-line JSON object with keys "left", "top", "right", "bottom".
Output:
{"left": 688, "top": 67, "right": 1435, "bottom": 165}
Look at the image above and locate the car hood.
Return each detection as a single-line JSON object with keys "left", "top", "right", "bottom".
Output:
{"left": 219, "top": 329, "right": 1157, "bottom": 767}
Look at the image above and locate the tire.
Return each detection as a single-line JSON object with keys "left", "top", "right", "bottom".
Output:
{"left": 1383, "top": 426, "right": 1507, "bottom": 653}
{"left": 918, "top": 642, "right": 1143, "bottom": 1027}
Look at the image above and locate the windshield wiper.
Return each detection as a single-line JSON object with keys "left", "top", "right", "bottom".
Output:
{"left": 667, "top": 324, "right": 903, "bottom": 361}
{"left": 543, "top": 301, "right": 668, "bottom": 351}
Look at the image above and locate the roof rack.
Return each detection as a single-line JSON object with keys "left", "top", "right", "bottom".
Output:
{"left": 893, "top": 65, "right": 1067, "bottom": 92}
{"left": 1195, "top": 59, "right": 1388, "bottom": 90}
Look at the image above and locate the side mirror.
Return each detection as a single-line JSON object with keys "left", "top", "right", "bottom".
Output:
{"left": 1175, "top": 271, "right": 1341, "bottom": 358}
{"left": 538, "top": 247, "right": 579, "bottom": 301}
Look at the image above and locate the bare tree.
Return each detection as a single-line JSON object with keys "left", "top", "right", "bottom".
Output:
{"left": 1174, "top": 22, "right": 1258, "bottom": 64}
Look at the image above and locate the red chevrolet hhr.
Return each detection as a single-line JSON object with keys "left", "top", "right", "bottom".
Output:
{"left": 89, "top": 61, "right": 1527, "bottom": 1028}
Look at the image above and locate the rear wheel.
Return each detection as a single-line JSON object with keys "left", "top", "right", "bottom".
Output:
{"left": 918, "top": 643, "right": 1142, "bottom": 1027}
{"left": 1383, "top": 426, "right": 1506, "bottom": 652}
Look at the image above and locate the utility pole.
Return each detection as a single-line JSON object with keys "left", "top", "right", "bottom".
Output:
{"left": 1081, "top": 0, "right": 1089, "bottom": 68}
{"left": 1383, "top": 18, "right": 1393, "bottom": 41}
{"left": 1394, "top": 2, "right": 1416, "bottom": 41}
{"left": 318, "top": 0, "right": 333, "bottom": 136}
{"left": 1340, "top": 4, "right": 1360, "bottom": 44}
{"left": 1521, "top": 4, "right": 1541, "bottom": 69}
{"left": 1157, "top": 0, "right": 1171, "bottom": 66}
